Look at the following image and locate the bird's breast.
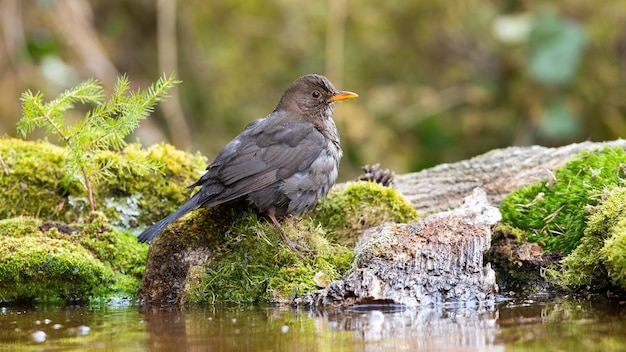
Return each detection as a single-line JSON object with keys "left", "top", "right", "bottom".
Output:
{"left": 280, "top": 137, "right": 342, "bottom": 215}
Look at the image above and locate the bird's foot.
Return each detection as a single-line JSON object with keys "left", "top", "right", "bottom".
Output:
{"left": 268, "top": 212, "right": 315, "bottom": 256}
{"left": 279, "top": 230, "right": 314, "bottom": 254}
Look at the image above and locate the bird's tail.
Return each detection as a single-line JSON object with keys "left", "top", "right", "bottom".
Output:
{"left": 137, "top": 192, "right": 201, "bottom": 243}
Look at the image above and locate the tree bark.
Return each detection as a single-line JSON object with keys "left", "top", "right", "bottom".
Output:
{"left": 390, "top": 139, "right": 626, "bottom": 214}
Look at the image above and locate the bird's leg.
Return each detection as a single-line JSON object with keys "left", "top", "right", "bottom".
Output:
{"left": 267, "top": 209, "right": 313, "bottom": 254}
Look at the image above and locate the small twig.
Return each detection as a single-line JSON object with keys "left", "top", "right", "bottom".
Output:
{"left": 43, "top": 113, "right": 71, "bottom": 145}
{"left": 82, "top": 165, "right": 96, "bottom": 212}
{"left": 43, "top": 111, "right": 98, "bottom": 211}
{"left": 543, "top": 203, "right": 566, "bottom": 224}
{"left": 0, "top": 155, "right": 10, "bottom": 174}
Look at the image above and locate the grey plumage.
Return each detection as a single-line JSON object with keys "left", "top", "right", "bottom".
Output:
{"left": 138, "top": 74, "right": 357, "bottom": 247}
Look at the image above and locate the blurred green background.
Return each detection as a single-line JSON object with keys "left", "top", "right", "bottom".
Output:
{"left": 1, "top": 0, "right": 625, "bottom": 180}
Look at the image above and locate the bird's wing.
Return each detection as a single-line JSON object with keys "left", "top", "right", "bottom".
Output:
{"left": 195, "top": 117, "right": 325, "bottom": 205}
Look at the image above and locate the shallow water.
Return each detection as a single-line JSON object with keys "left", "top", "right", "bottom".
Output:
{"left": 0, "top": 297, "right": 625, "bottom": 351}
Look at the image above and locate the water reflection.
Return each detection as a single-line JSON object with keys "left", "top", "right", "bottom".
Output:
{"left": 138, "top": 304, "right": 502, "bottom": 352}
{"left": 320, "top": 305, "right": 501, "bottom": 351}
{"left": 496, "top": 298, "right": 626, "bottom": 350}
{"left": 0, "top": 298, "right": 625, "bottom": 351}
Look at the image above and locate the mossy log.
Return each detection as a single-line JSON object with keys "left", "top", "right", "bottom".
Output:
{"left": 393, "top": 139, "right": 626, "bottom": 294}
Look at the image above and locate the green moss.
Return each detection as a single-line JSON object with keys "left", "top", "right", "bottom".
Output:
{"left": 0, "top": 217, "right": 42, "bottom": 238}
{"left": 495, "top": 223, "right": 528, "bottom": 244}
{"left": 499, "top": 147, "right": 626, "bottom": 292}
{"left": 95, "top": 142, "right": 207, "bottom": 228}
{"left": 79, "top": 213, "right": 149, "bottom": 280}
{"left": 0, "top": 137, "right": 206, "bottom": 231}
{"left": 313, "top": 181, "right": 419, "bottom": 246}
{"left": 0, "top": 137, "right": 74, "bottom": 220}
{"left": 181, "top": 182, "right": 410, "bottom": 305}
{"left": 0, "top": 138, "right": 204, "bottom": 302}
{"left": 0, "top": 215, "right": 148, "bottom": 303}
{"left": 0, "top": 217, "right": 111, "bottom": 302}
{"left": 557, "top": 187, "right": 626, "bottom": 290}
{"left": 500, "top": 147, "right": 626, "bottom": 253}
{"left": 602, "top": 228, "right": 626, "bottom": 290}
{"left": 183, "top": 212, "right": 354, "bottom": 305}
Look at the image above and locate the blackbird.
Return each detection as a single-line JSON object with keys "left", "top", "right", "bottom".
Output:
{"left": 138, "top": 74, "right": 358, "bottom": 251}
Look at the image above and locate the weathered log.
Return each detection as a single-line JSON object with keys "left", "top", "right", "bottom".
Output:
{"left": 298, "top": 188, "right": 500, "bottom": 308}
{"left": 393, "top": 139, "right": 626, "bottom": 214}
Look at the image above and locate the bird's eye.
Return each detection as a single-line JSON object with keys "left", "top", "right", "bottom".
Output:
{"left": 311, "top": 90, "right": 321, "bottom": 99}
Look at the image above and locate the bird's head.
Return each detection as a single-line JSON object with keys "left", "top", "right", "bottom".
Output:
{"left": 277, "top": 74, "right": 358, "bottom": 116}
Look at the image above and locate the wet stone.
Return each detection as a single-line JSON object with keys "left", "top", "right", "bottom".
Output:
{"left": 298, "top": 188, "right": 500, "bottom": 308}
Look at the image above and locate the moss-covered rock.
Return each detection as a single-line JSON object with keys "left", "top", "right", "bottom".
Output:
{"left": 141, "top": 181, "right": 417, "bottom": 305}
{"left": 0, "top": 138, "right": 72, "bottom": 220}
{"left": 557, "top": 187, "right": 626, "bottom": 290}
{"left": 500, "top": 146, "right": 626, "bottom": 253}
{"left": 144, "top": 209, "right": 350, "bottom": 305}
{"left": 498, "top": 146, "right": 626, "bottom": 293}
{"left": 0, "top": 215, "right": 148, "bottom": 303}
{"left": 0, "top": 137, "right": 209, "bottom": 303}
{"left": 602, "top": 225, "right": 626, "bottom": 290}
{"left": 313, "top": 181, "right": 419, "bottom": 246}
{"left": 142, "top": 204, "right": 353, "bottom": 305}
{"left": 0, "top": 136, "right": 206, "bottom": 232}
{"left": 184, "top": 212, "right": 355, "bottom": 305}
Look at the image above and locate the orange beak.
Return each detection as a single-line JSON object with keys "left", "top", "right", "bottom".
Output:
{"left": 330, "top": 90, "right": 358, "bottom": 102}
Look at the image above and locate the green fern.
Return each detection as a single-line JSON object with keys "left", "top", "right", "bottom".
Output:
{"left": 17, "top": 73, "right": 180, "bottom": 211}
